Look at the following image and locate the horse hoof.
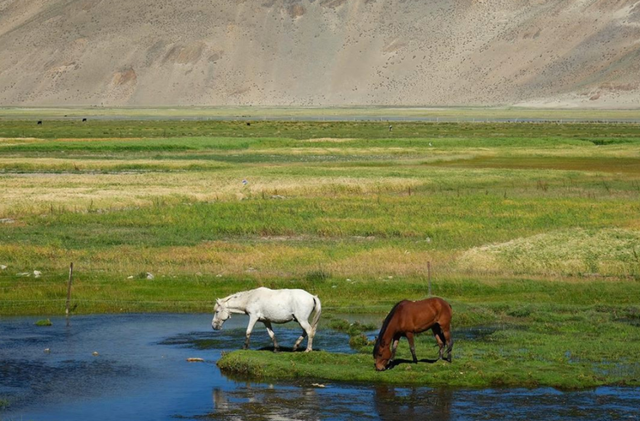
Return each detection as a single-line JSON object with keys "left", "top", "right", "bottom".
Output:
{"left": 304, "top": 349, "right": 312, "bottom": 353}
{"left": 273, "top": 348, "right": 280, "bottom": 353}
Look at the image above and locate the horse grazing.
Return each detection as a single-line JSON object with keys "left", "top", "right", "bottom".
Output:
{"left": 212, "top": 287, "right": 322, "bottom": 352}
{"left": 373, "top": 297, "right": 453, "bottom": 371}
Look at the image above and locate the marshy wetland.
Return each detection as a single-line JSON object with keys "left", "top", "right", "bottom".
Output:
{"left": 1, "top": 314, "right": 639, "bottom": 420}
{"left": 1, "top": 114, "right": 640, "bottom": 418}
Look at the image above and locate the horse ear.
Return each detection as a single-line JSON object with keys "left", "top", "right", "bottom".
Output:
{"left": 216, "top": 299, "right": 221, "bottom": 305}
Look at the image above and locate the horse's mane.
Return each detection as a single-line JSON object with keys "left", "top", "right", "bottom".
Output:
{"left": 219, "top": 291, "right": 244, "bottom": 305}
{"left": 373, "top": 300, "right": 404, "bottom": 355}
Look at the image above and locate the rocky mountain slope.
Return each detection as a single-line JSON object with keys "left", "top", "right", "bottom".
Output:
{"left": 1, "top": 0, "right": 639, "bottom": 107}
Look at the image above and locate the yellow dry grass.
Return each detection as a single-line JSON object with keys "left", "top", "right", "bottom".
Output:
{"left": 458, "top": 228, "right": 640, "bottom": 278}
{"left": 503, "top": 146, "right": 640, "bottom": 159}
{"left": 302, "top": 138, "right": 355, "bottom": 143}
{"left": 0, "top": 170, "right": 421, "bottom": 217}
{"left": 0, "top": 241, "right": 453, "bottom": 280}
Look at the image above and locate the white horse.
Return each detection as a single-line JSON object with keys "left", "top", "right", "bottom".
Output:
{"left": 212, "top": 287, "right": 322, "bottom": 352}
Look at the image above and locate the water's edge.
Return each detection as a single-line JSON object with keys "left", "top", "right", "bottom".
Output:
{"left": 1, "top": 314, "right": 638, "bottom": 421}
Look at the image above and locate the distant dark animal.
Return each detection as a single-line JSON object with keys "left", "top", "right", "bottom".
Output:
{"left": 373, "top": 297, "right": 453, "bottom": 371}
{"left": 37, "top": 120, "right": 42, "bottom": 125}
{"left": 82, "top": 118, "right": 87, "bottom": 122}
{"left": 246, "top": 122, "right": 251, "bottom": 126}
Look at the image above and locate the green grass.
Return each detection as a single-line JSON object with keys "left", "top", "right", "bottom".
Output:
{"left": 2, "top": 118, "right": 640, "bottom": 142}
{"left": 218, "top": 304, "right": 640, "bottom": 389}
{"left": 1, "top": 120, "right": 639, "bottom": 313}
{"left": 34, "top": 318, "right": 52, "bottom": 326}
{"left": 2, "top": 117, "right": 639, "bottom": 388}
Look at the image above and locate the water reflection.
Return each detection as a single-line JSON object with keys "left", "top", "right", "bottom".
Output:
{"left": 206, "top": 379, "right": 640, "bottom": 421}
{"left": 208, "top": 379, "right": 455, "bottom": 421}
{"left": 374, "top": 386, "right": 452, "bottom": 421}
{"left": 211, "top": 384, "right": 329, "bottom": 421}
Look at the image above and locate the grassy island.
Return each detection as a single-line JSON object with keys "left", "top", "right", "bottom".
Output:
{"left": 218, "top": 299, "right": 640, "bottom": 389}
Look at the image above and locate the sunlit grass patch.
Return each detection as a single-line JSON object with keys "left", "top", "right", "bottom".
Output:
{"left": 459, "top": 228, "right": 640, "bottom": 278}
{"left": 0, "top": 157, "right": 233, "bottom": 173}
{"left": 301, "top": 137, "right": 355, "bottom": 143}
{"left": 433, "top": 156, "right": 640, "bottom": 174}
{"left": 0, "top": 171, "right": 414, "bottom": 217}
{"left": 0, "top": 136, "right": 261, "bottom": 153}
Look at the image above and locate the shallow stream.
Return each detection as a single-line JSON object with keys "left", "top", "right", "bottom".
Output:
{"left": 1, "top": 314, "right": 638, "bottom": 420}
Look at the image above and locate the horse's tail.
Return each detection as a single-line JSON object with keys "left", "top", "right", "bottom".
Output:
{"left": 311, "top": 295, "right": 322, "bottom": 336}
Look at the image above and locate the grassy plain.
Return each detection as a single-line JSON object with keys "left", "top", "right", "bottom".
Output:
{"left": 1, "top": 116, "right": 639, "bottom": 387}
{"left": 2, "top": 106, "right": 640, "bottom": 122}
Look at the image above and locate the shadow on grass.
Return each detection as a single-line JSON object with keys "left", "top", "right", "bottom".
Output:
{"left": 255, "top": 346, "right": 324, "bottom": 353}
{"left": 387, "top": 358, "right": 441, "bottom": 370}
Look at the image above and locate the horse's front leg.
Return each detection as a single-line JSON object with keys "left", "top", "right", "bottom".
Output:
{"left": 263, "top": 321, "right": 280, "bottom": 352}
{"left": 390, "top": 338, "right": 400, "bottom": 362}
{"left": 243, "top": 316, "right": 258, "bottom": 350}
{"left": 406, "top": 332, "right": 418, "bottom": 363}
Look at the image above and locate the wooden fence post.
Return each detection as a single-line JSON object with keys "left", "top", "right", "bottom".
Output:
{"left": 66, "top": 262, "right": 74, "bottom": 326}
{"left": 427, "top": 261, "right": 432, "bottom": 297}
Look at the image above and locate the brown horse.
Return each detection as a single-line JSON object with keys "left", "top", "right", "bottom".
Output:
{"left": 373, "top": 297, "right": 453, "bottom": 371}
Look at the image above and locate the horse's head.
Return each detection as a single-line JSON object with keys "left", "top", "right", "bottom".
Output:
{"left": 212, "top": 299, "right": 231, "bottom": 330}
{"left": 373, "top": 337, "right": 392, "bottom": 371}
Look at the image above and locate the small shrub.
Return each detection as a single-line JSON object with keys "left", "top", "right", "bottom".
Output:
{"left": 508, "top": 306, "right": 532, "bottom": 318}
{"left": 35, "top": 318, "right": 52, "bottom": 326}
{"left": 327, "top": 319, "right": 376, "bottom": 337}
{"left": 305, "top": 270, "right": 331, "bottom": 282}
{"left": 349, "top": 334, "right": 374, "bottom": 351}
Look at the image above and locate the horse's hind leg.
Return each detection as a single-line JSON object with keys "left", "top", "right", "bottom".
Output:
{"left": 444, "top": 328, "right": 454, "bottom": 363}
{"left": 293, "top": 330, "right": 307, "bottom": 352}
{"left": 438, "top": 321, "right": 454, "bottom": 363}
{"left": 432, "top": 324, "right": 445, "bottom": 360}
{"left": 264, "top": 321, "right": 280, "bottom": 352}
{"left": 294, "top": 319, "right": 314, "bottom": 352}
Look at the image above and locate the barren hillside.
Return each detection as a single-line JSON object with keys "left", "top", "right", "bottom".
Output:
{"left": 1, "top": 0, "right": 639, "bottom": 107}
